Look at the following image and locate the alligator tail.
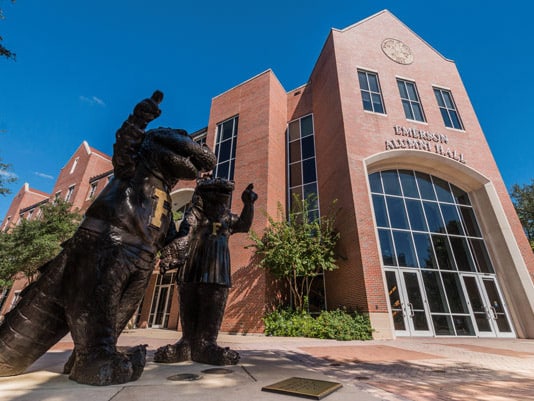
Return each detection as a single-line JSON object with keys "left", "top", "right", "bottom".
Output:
{"left": 0, "top": 251, "right": 70, "bottom": 376}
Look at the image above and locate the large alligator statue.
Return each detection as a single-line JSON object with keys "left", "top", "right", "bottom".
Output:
{"left": 0, "top": 91, "right": 217, "bottom": 386}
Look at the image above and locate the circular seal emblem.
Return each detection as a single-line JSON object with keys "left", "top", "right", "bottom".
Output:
{"left": 381, "top": 38, "right": 413, "bottom": 65}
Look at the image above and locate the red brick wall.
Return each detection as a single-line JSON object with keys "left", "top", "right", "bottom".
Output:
{"left": 207, "top": 70, "right": 287, "bottom": 333}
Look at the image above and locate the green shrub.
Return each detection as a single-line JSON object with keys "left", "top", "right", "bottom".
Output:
{"left": 263, "top": 308, "right": 373, "bottom": 340}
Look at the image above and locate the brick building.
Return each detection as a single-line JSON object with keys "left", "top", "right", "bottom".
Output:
{"left": 0, "top": 141, "right": 113, "bottom": 316}
{"left": 2, "top": 10, "right": 534, "bottom": 339}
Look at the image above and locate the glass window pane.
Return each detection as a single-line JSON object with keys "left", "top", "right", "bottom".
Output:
{"left": 288, "top": 120, "right": 300, "bottom": 141}
{"left": 443, "top": 91, "right": 454, "bottom": 108}
{"left": 379, "top": 229, "right": 396, "bottom": 266}
{"left": 413, "top": 233, "right": 437, "bottom": 269}
{"left": 385, "top": 271, "right": 405, "bottom": 330}
{"left": 362, "top": 91, "right": 372, "bottom": 111}
{"left": 460, "top": 207, "right": 481, "bottom": 237}
{"left": 423, "top": 202, "right": 445, "bottom": 233}
{"left": 453, "top": 315, "right": 475, "bottom": 336}
{"left": 303, "top": 183, "right": 319, "bottom": 210}
{"left": 397, "top": 81, "right": 407, "bottom": 98}
{"left": 422, "top": 270, "right": 449, "bottom": 312}
{"left": 218, "top": 139, "right": 232, "bottom": 162}
{"left": 221, "top": 120, "right": 234, "bottom": 140}
{"left": 434, "top": 89, "right": 445, "bottom": 107}
{"left": 302, "top": 158, "right": 317, "bottom": 183}
{"left": 372, "top": 93, "right": 384, "bottom": 113}
{"left": 416, "top": 172, "right": 436, "bottom": 200}
{"left": 413, "top": 104, "right": 424, "bottom": 121}
{"left": 301, "top": 135, "right": 315, "bottom": 160}
{"left": 368, "top": 73, "right": 379, "bottom": 92}
{"left": 469, "top": 239, "right": 494, "bottom": 273}
{"left": 451, "top": 185, "right": 470, "bottom": 205}
{"left": 432, "top": 315, "right": 455, "bottom": 336}
{"left": 290, "top": 186, "right": 303, "bottom": 206}
{"left": 440, "top": 203, "right": 464, "bottom": 235}
{"left": 440, "top": 108, "right": 452, "bottom": 128}
{"left": 433, "top": 177, "right": 454, "bottom": 203}
{"left": 289, "top": 140, "right": 301, "bottom": 163}
{"left": 450, "top": 111, "right": 462, "bottom": 129}
{"left": 407, "top": 82, "right": 417, "bottom": 100}
{"left": 301, "top": 115, "right": 314, "bottom": 137}
{"left": 393, "top": 231, "right": 418, "bottom": 268}
{"left": 372, "top": 194, "right": 389, "bottom": 227}
{"left": 442, "top": 272, "right": 469, "bottom": 313}
{"left": 450, "top": 237, "right": 476, "bottom": 272}
{"left": 215, "top": 161, "right": 229, "bottom": 179}
{"left": 289, "top": 163, "right": 302, "bottom": 187}
{"left": 387, "top": 196, "right": 409, "bottom": 229}
{"left": 358, "top": 71, "right": 369, "bottom": 90}
{"left": 402, "top": 100, "right": 413, "bottom": 120}
{"left": 369, "top": 172, "right": 383, "bottom": 193}
{"left": 399, "top": 170, "right": 419, "bottom": 198}
{"left": 406, "top": 199, "right": 428, "bottom": 231}
{"left": 382, "top": 170, "right": 402, "bottom": 195}
{"left": 432, "top": 235, "right": 456, "bottom": 270}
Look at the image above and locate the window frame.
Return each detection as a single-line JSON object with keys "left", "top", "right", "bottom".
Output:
{"left": 397, "top": 78, "right": 426, "bottom": 122}
{"left": 357, "top": 69, "right": 386, "bottom": 114}
{"left": 214, "top": 115, "right": 239, "bottom": 181}
{"left": 433, "top": 87, "right": 464, "bottom": 130}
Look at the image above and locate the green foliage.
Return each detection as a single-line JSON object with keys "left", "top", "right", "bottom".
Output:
{"left": 0, "top": 1, "right": 16, "bottom": 61}
{"left": 249, "top": 196, "right": 340, "bottom": 312}
{"left": 0, "top": 199, "right": 81, "bottom": 285}
{"left": 510, "top": 179, "right": 534, "bottom": 251}
{"left": 263, "top": 308, "right": 373, "bottom": 341}
{"left": 0, "top": 157, "right": 16, "bottom": 196}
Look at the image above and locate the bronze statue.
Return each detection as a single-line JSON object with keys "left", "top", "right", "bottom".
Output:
{"left": 154, "top": 177, "right": 257, "bottom": 365}
{"left": 0, "top": 91, "right": 217, "bottom": 385}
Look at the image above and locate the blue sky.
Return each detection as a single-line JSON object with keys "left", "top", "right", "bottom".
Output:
{"left": 0, "top": 0, "right": 532, "bottom": 219}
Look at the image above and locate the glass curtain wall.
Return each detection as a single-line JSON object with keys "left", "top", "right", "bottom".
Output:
{"left": 370, "top": 169, "right": 514, "bottom": 337}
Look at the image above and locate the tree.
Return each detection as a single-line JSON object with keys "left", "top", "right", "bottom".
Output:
{"left": 0, "top": 157, "right": 17, "bottom": 196}
{"left": 0, "top": 0, "right": 16, "bottom": 60}
{"left": 0, "top": 199, "right": 81, "bottom": 286}
{"left": 249, "top": 196, "right": 340, "bottom": 312}
{"left": 510, "top": 179, "right": 534, "bottom": 252}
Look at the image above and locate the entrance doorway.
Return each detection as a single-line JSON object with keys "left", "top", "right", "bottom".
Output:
{"left": 370, "top": 169, "right": 515, "bottom": 338}
{"left": 461, "top": 274, "right": 514, "bottom": 338}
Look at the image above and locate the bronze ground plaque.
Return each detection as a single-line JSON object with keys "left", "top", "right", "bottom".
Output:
{"left": 262, "top": 377, "right": 342, "bottom": 400}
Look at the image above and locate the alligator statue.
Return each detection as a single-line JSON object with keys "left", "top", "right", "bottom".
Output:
{"left": 0, "top": 91, "right": 217, "bottom": 386}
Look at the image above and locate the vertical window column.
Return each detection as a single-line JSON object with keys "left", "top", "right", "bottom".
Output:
{"left": 287, "top": 114, "right": 319, "bottom": 220}
{"left": 358, "top": 70, "right": 386, "bottom": 114}
{"left": 214, "top": 116, "right": 239, "bottom": 180}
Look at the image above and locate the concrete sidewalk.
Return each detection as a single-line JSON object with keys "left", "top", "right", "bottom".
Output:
{"left": 1, "top": 329, "right": 534, "bottom": 401}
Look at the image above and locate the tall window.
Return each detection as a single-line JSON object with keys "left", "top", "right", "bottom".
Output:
{"left": 214, "top": 116, "right": 238, "bottom": 180}
{"left": 358, "top": 70, "right": 385, "bottom": 114}
{"left": 69, "top": 157, "right": 79, "bottom": 174}
{"left": 287, "top": 114, "right": 319, "bottom": 221}
{"left": 397, "top": 79, "right": 425, "bottom": 122}
{"left": 87, "top": 182, "right": 98, "bottom": 200}
{"left": 434, "top": 88, "right": 464, "bottom": 130}
{"left": 65, "top": 185, "right": 75, "bottom": 202}
{"left": 369, "top": 170, "right": 514, "bottom": 337}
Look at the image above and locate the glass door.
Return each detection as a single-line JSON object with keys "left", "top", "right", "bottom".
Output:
{"left": 385, "top": 269, "right": 432, "bottom": 336}
{"left": 148, "top": 272, "right": 175, "bottom": 328}
{"left": 461, "top": 274, "right": 514, "bottom": 338}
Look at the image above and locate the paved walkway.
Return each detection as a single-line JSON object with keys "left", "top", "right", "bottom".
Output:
{"left": 1, "top": 329, "right": 533, "bottom": 400}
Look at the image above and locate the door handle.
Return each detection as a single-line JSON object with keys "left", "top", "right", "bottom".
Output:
{"left": 489, "top": 306, "right": 498, "bottom": 320}
{"left": 407, "top": 302, "right": 415, "bottom": 318}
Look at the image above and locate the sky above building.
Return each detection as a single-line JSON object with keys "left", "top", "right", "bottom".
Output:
{"left": 0, "top": 0, "right": 532, "bottom": 219}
